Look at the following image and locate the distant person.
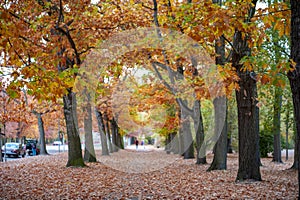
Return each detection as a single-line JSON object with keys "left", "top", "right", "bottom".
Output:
{"left": 32, "top": 143, "right": 36, "bottom": 156}
{"left": 135, "top": 140, "right": 139, "bottom": 149}
{"left": 141, "top": 140, "right": 145, "bottom": 149}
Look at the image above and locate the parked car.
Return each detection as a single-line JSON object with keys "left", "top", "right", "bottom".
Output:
{"left": 1, "top": 142, "right": 26, "bottom": 158}
{"left": 53, "top": 141, "right": 62, "bottom": 146}
{"left": 25, "top": 140, "right": 40, "bottom": 156}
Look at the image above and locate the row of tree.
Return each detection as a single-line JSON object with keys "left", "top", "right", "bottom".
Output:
{"left": 0, "top": 0, "right": 299, "bottom": 193}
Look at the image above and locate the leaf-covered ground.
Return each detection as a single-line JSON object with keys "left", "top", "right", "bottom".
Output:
{"left": 0, "top": 147, "right": 297, "bottom": 199}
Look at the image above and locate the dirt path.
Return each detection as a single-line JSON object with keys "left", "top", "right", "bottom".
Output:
{"left": 0, "top": 149, "right": 297, "bottom": 199}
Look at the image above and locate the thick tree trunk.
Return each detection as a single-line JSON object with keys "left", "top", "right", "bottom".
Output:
{"left": 194, "top": 100, "right": 206, "bottom": 164}
{"left": 288, "top": 1, "right": 300, "bottom": 197}
{"left": 208, "top": 26, "right": 228, "bottom": 170}
{"left": 182, "top": 108, "right": 194, "bottom": 159}
{"left": 110, "top": 118, "right": 118, "bottom": 152}
{"left": 233, "top": 30, "right": 261, "bottom": 181}
{"left": 235, "top": 70, "right": 261, "bottom": 181}
{"left": 208, "top": 97, "right": 227, "bottom": 171}
{"left": 95, "top": 109, "right": 109, "bottom": 156}
{"left": 291, "top": 129, "right": 299, "bottom": 169}
{"left": 63, "top": 91, "right": 85, "bottom": 167}
{"left": 177, "top": 109, "right": 184, "bottom": 156}
{"left": 83, "top": 95, "right": 96, "bottom": 162}
{"left": 36, "top": 113, "right": 48, "bottom": 155}
{"left": 116, "top": 125, "right": 124, "bottom": 150}
{"left": 169, "top": 132, "right": 178, "bottom": 154}
{"left": 104, "top": 113, "right": 113, "bottom": 153}
{"left": 272, "top": 87, "right": 282, "bottom": 163}
{"left": 165, "top": 134, "right": 171, "bottom": 154}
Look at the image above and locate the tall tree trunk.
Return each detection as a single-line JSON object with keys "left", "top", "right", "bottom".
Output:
{"left": 95, "top": 109, "right": 109, "bottom": 156}
{"left": 104, "top": 113, "right": 113, "bottom": 153}
{"left": 288, "top": 1, "right": 300, "bottom": 196}
{"left": 165, "top": 134, "right": 171, "bottom": 154}
{"left": 83, "top": 93, "right": 96, "bottom": 162}
{"left": 272, "top": 87, "right": 282, "bottom": 163}
{"left": 63, "top": 91, "right": 85, "bottom": 167}
{"left": 110, "top": 118, "right": 118, "bottom": 152}
{"left": 182, "top": 108, "right": 195, "bottom": 159}
{"left": 235, "top": 68, "right": 261, "bottom": 181}
{"left": 291, "top": 119, "right": 299, "bottom": 169}
{"left": 208, "top": 97, "right": 227, "bottom": 171}
{"left": 170, "top": 132, "right": 179, "bottom": 154}
{"left": 194, "top": 100, "right": 206, "bottom": 164}
{"left": 177, "top": 109, "right": 184, "bottom": 156}
{"left": 36, "top": 113, "right": 48, "bottom": 155}
{"left": 233, "top": 1, "right": 261, "bottom": 181}
{"left": 208, "top": 23, "right": 228, "bottom": 170}
{"left": 115, "top": 121, "right": 124, "bottom": 150}
{"left": 233, "top": 36, "right": 261, "bottom": 182}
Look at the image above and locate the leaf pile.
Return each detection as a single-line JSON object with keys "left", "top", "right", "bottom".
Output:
{"left": 0, "top": 149, "right": 297, "bottom": 199}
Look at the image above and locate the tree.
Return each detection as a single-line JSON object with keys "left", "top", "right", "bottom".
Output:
{"left": 208, "top": 0, "right": 228, "bottom": 171}
{"left": 232, "top": 1, "right": 262, "bottom": 181}
{"left": 288, "top": 0, "right": 300, "bottom": 197}
{"left": 82, "top": 90, "right": 96, "bottom": 162}
{"left": 0, "top": 0, "right": 148, "bottom": 166}
{"left": 95, "top": 108, "right": 110, "bottom": 156}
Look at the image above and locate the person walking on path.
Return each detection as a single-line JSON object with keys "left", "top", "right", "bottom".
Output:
{"left": 141, "top": 140, "right": 145, "bottom": 149}
{"left": 135, "top": 140, "right": 139, "bottom": 149}
{"left": 32, "top": 143, "right": 36, "bottom": 156}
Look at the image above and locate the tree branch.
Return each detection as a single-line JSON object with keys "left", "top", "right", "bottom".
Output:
{"left": 222, "top": 35, "right": 238, "bottom": 54}
{"left": 7, "top": 39, "right": 30, "bottom": 66}
{"left": 151, "top": 62, "right": 193, "bottom": 115}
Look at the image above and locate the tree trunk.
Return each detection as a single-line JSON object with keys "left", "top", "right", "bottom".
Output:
{"left": 83, "top": 93, "right": 96, "bottom": 162}
{"left": 194, "top": 100, "right": 206, "bottom": 164}
{"left": 208, "top": 24, "right": 228, "bottom": 170}
{"left": 63, "top": 91, "right": 85, "bottom": 167}
{"left": 208, "top": 97, "right": 227, "bottom": 171}
{"left": 165, "top": 134, "right": 171, "bottom": 154}
{"left": 36, "top": 113, "right": 48, "bottom": 155}
{"left": 95, "top": 109, "right": 109, "bottom": 156}
{"left": 290, "top": 119, "right": 299, "bottom": 169}
{"left": 233, "top": 29, "right": 261, "bottom": 181}
{"left": 272, "top": 87, "right": 282, "bottom": 163}
{"left": 110, "top": 118, "right": 118, "bottom": 152}
{"left": 288, "top": 1, "right": 300, "bottom": 197}
{"left": 116, "top": 124, "right": 124, "bottom": 150}
{"left": 182, "top": 108, "right": 194, "bottom": 159}
{"left": 104, "top": 113, "right": 113, "bottom": 153}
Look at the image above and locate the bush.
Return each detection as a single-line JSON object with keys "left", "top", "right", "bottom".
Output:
{"left": 259, "top": 130, "right": 273, "bottom": 158}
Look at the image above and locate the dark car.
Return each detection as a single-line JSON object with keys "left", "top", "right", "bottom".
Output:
{"left": 25, "top": 140, "right": 40, "bottom": 156}
{"left": 1, "top": 142, "right": 26, "bottom": 158}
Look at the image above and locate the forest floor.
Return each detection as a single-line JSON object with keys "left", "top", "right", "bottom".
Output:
{"left": 0, "top": 146, "right": 297, "bottom": 199}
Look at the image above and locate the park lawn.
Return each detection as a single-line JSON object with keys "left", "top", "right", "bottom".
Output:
{"left": 0, "top": 149, "right": 297, "bottom": 199}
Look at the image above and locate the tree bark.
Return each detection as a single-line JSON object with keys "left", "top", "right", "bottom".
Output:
{"left": 208, "top": 22, "right": 228, "bottom": 170}
{"left": 104, "top": 113, "right": 113, "bottom": 153}
{"left": 63, "top": 91, "right": 85, "bottom": 167}
{"left": 165, "top": 134, "right": 171, "bottom": 154}
{"left": 208, "top": 97, "right": 227, "bottom": 171}
{"left": 110, "top": 118, "right": 118, "bottom": 152}
{"left": 182, "top": 108, "right": 195, "bottom": 159}
{"left": 232, "top": 0, "right": 261, "bottom": 181}
{"left": 233, "top": 31, "right": 261, "bottom": 181}
{"left": 36, "top": 113, "right": 48, "bottom": 155}
{"left": 95, "top": 109, "right": 109, "bottom": 156}
{"left": 288, "top": 1, "right": 300, "bottom": 197}
{"left": 235, "top": 69, "right": 261, "bottom": 181}
{"left": 194, "top": 100, "right": 206, "bottom": 164}
{"left": 272, "top": 87, "right": 282, "bottom": 163}
{"left": 170, "top": 132, "right": 179, "bottom": 154}
{"left": 116, "top": 124, "right": 124, "bottom": 150}
{"left": 83, "top": 92, "right": 96, "bottom": 162}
